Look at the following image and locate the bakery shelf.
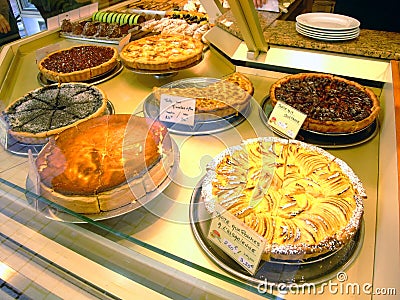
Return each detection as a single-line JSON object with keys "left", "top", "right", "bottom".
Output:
{"left": 0, "top": 8, "right": 399, "bottom": 300}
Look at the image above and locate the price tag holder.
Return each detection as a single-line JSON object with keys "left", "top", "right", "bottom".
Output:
{"left": 268, "top": 100, "right": 307, "bottom": 139}
{"left": 208, "top": 204, "right": 266, "bottom": 275}
{"left": 0, "top": 116, "right": 8, "bottom": 150}
{"left": 159, "top": 94, "right": 196, "bottom": 126}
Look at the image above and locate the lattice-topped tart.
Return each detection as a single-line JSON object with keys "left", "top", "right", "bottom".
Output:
{"left": 270, "top": 73, "right": 380, "bottom": 133}
{"left": 38, "top": 45, "right": 118, "bottom": 83}
{"left": 152, "top": 72, "right": 254, "bottom": 119}
{"left": 119, "top": 34, "right": 203, "bottom": 71}
{"left": 2, "top": 83, "right": 107, "bottom": 144}
{"left": 202, "top": 137, "right": 365, "bottom": 261}
{"left": 35, "top": 114, "right": 173, "bottom": 214}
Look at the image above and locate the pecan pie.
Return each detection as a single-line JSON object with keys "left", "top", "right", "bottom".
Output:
{"left": 35, "top": 114, "right": 173, "bottom": 214}
{"left": 270, "top": 73, "right": 380, "bottom": 133}
{"left": 3, "top": 83, "right": 107, "bottom": 144}
{"left": 38, "top": 45, "right": 118, "bottom": 83}
{"left": 202, "top": 137, "right": 365, "bottom": 261}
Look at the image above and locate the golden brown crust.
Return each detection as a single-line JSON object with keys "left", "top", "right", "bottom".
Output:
{"left": 3, "top": 83, "right": 108, "bottom": 144}
{"left": 119, "top": 34, "right": 203, "bottom": 71}
{"left": 38, "top": 45, "right": 118, "bottom": 83}
{"left": 152, "top": 72, "right": 253, "bottom": 120}
{"left": 202, "top": 137, "right": 365, "bottom": 261}
{"left": 35, "top": 114, "right": 172, "bottom": 214}
{"left": 270, "top": 73, "right": 380, "bottom": 133}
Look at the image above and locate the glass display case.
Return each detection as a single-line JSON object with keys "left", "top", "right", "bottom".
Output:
{"left": 0, "top": 1, "right": 399, "bottom": 299}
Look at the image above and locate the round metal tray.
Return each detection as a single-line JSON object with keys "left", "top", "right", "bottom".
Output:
{"left": 5, "top": 101, "right": 115, "bottom": 157}
{"left": 37, "top": 60, "right": 124, "bottom": 86}
{"left": 25, "top": 139, "right": 179, "bottom": 223}
{"left": 260, "top": 96, "right": 379, "bottom": 148}
{"left": 143, "top": 77, "right": 252, "bottom": 135}
{"left": 189, "top": 178, "right": 364, "bottom": 287}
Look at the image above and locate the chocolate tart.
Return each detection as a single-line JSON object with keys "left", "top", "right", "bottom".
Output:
{"left": 3, "top": 83, "right": 107, "bottom": 144}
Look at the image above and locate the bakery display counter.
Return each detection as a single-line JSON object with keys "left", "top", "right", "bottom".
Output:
{"left": 0, "top": 20, "right": 399, "bottom": 299}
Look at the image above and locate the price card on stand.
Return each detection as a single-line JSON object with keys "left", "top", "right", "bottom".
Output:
{"left": 208, "top": 204, "right": 266, "bottom": 275}
{"left": 267, "top": 100, "right": 307, "bottom": 139}
{"left": 159, "top": 94, "right": 196, "bottom": 126}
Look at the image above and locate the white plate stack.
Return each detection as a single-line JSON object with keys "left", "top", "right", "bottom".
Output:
{"left": 296, "top": 13, "right": 360, "bottom": 41}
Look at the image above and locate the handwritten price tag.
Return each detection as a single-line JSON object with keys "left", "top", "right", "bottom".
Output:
{"left": 0, "top": 116, "right": 8, "bottom": 150}
{"left": 159, "top": 94, "right": 196, "bottom": 126}
{"left": 268, "top": 100, "right": 307, "bottom": 139}
{"left": 208, "top": 204, "right": 266, "bottom": 275}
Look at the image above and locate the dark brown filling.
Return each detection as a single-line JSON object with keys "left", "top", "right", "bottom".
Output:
{"left": 274, "top": 77, "right": 373, "bottom": 122}
{"left": 41, "top": 46, "right": 114, "bottom": 73}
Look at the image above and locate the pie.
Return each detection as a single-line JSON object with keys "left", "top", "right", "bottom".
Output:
{"left": 2, "top": 83, "right": 108, "bottom": 144}
{"left": 38, "top": 45, "right": 118, "bottom": 83}
{"left": 202, "top": 137, "right": 365, "bottom": 261}
{"left": 35, "top": 114, "right": 174, "bottom": 214}
{"left": 119, "top": 34, "right": 203, "bottom": 71}
{"left": 269, "top": 73, "right": 380, "bottom": 133}
{"left": 152, "top": 72, "right": 254, "bottom": 120}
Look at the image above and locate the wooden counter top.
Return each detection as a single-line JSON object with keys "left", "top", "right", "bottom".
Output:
{"left": 216, "top": 11, "right": 400, "bottom": 60}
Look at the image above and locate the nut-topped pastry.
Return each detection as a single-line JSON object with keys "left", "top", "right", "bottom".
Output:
{"left": 202, "top": 137, "right": 365, "bottom": 261}
{"left": 269, "top": 73, "right": 380, "bottom": 133}
{"left": 38, "top": 44, "right": 118, "bottom": 83}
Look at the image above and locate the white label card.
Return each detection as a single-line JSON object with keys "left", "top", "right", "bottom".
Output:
{"left": 268, "top": 100, "right": 307, "bottom": 139}
{"left": 208, "top": 204, "right": 266, "bottom": 275}
{"left": 159, "top": 94, "right": 196, "bottom": 126}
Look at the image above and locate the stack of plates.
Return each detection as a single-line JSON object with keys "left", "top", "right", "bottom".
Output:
{"left": 296, "top": 13, "right": 360, "bottom": 41}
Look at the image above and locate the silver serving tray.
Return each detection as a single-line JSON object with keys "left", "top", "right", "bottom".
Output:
{"left": 143, "top": 77, "right": 252, "bottom": 135}
{"left": 260, "top": 96, "right": 379, "bottom": 149}
{"left": 25, "top": 139, "right": 179, "bottom": 223}
{"left": 37, "top": 60, "right": 124, "bottom": 86}
{"left": 189, "top": 177, "right": 364, "bottom": 287}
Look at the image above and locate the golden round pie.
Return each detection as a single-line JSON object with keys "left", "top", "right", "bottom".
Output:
{"left": 2, "top": 83, "right": 108, "bottom": 144}
{"left": 202, "top": 137, "right": 365, "bottom": 261}
{"left": 38, "top": 45, "right": 118, "bottom": 83}
{"left": 35, "top": 114, "right": 174, "bottom": 214}
{"left": 152, "top": 72, "right": 254, "bottom": 120}
{"left": 269, "top": 73, "right": 380, "bottom": 133}
{"left": 119, "top": 34, "right": 203, "bottom": 71}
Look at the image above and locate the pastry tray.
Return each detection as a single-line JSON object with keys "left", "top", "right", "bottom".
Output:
{"left": 37, "top": 60, "right": 124, "bottom": 86}
{"left": 60, "top": 32, "right": 125, "bottom": 44}
{"left": 143, "top": 77, "right": 252, "bottom": 135}
{"left": 25, "top": 139, "right": 179, "bottom": 223}
{"left": 189, "top": 177, "right": 364, "bottom": 286}
{"left": 5, "top": 101, "right": 114, "bottom": 157}
{"left": 260, "top": 96, "right": 379, "bottom": 148}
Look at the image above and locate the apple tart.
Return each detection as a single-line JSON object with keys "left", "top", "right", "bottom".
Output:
{"left": 202, "top": 137, "right": 365, "bottom": 261}
{"left": 270, "top": 73, "right": 380, "bottom": 133}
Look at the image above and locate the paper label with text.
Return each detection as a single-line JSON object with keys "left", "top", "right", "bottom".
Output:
{"left": 0, "top": 116, "right": 8, "bottom": 150}
{"left": 208, "top": 204, "right": 266, "bottom": 275}
{"left": 159, "top": 94, "right": 196, "bottom": 126}
{"left": 268, "top": 100, "right": 307, "bottom": 139}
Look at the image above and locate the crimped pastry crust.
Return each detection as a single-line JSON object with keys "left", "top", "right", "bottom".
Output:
{"left": 3, "top": 83, "right": 107, "bottom": 144}
{"left": 202, "top": 137, "right": 365, "bottom": 261}
{"left": 152, "top": 72, "right": 254, "bottom": 120}
{"left": 38, "top": 45, "right": 118, "bottom": 83}
{"left": 35, "top": 114, "right": 173, "bottom": 214}
{"left": 119, "top": 34, "right": 203, "bottom": 71}
{"left": 270, "top": 73, "right": 380, "bottom": 133}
